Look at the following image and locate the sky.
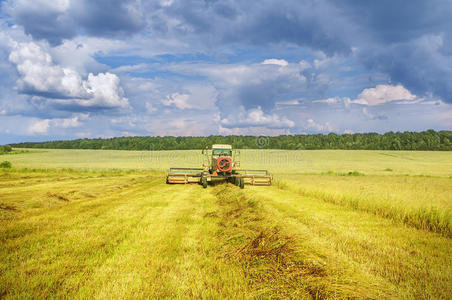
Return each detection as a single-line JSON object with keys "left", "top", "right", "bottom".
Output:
{"left": 0, "top": 0, "right": 451, "bottom": 144}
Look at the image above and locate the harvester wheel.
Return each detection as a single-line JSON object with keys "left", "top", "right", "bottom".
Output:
{"left": 239, "top": 177, "right": 244, "bottom": 189}
{"left": 201, "top": 177, "right": 208, "bottom": 188}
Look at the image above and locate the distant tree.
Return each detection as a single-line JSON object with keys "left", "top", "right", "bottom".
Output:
{"left": 391, "top": 138, "right": 402, "bottom": 150}
{"left": 0, "top": 161, "right": 12, "bottom": 168}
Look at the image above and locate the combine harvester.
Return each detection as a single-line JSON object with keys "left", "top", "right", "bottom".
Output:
{"left": 166, "top": 144, "right": 272, "bottom": 188}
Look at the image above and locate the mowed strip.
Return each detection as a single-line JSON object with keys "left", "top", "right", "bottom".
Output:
{"left": 0, "top": 171, "right": 249, "bottom": 298}
{"left": 77, "top": 184, "right": 249, "bottom": 299}
{"left": 248, "top": 185, "right": 452, "bottom": 299}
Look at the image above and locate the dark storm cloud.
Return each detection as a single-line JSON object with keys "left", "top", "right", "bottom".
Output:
{"left": 18, "top": 90, "right": 79, "bottom": 100}
{"left": 71, "top": 0, "right": 146, "bottom": 37}
{"left": 157, "top": 0, "right": 352, "bottom": 56}
{"left": 358, "top": 36, "right": 452, "bottom": 103}
{"left": 237, "top": 81, "right": 284, "bottom": 111}
{"left": 3, "top": 0, "right": 146, "bottom": 45}
{"left": 328, "top": 0, "right": 452, "bottom": 103}
{"left": 330, "top": 0, "right": 452, "bottom": 44}
{"left": 225, "top": 6, "right": 351, "bottom": 56}
{"left": 3, "top": 1, "right": 76, "bottom": 46}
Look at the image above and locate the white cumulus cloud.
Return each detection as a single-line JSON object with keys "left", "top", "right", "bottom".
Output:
{"left": 52, "top": 114, "right": 89, "bottom": 128}
{"left": 9, "top": 41, "right": 129, "bottom": 109}
{"left": 27, "top": 119, "right": 50, "bottom": 134}
{"left": 26, "top": 113, "right": 88, "bottom": 135}
{"left": 221, "top": 106, "right": 295, "bottom": 129}
{"left": 312, "top": 97, "right": 342, "bottom": 104}
{"left": 311, "top": 85, "right": 417, "bottom": 107}
{"left": 262, "top": 58, "right": 288, "bottom": 67}
{"left": 161, "top": 93, "right": 191, "bottom": 109}
{"left": 305, "top": 118, "right": 333, "bottom": 132}
{"left": 352, "top": 84, "right": 416, "bottom": 106}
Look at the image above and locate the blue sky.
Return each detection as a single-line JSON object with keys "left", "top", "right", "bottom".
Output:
{"left": 0, "top": 0, "right": 451, "bottom": 143}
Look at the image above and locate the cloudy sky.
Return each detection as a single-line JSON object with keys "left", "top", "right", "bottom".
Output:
{"left": 0, "top": 0, "right": 451, "bottom": 143}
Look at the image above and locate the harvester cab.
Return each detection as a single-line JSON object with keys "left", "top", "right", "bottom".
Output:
{"left": 166, "top": 144, "right": 272, "bottom": 188}
{"left": 205, "top": 144, "right": 234, "bottom": 175}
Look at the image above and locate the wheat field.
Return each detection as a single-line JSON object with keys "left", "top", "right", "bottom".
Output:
{"left": 1, "top": 149, "right": 451, "bottom": 298}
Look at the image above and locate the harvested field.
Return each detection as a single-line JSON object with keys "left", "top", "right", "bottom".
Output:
{"left": 0, "top": 149, "right": 451, "bottom": 298}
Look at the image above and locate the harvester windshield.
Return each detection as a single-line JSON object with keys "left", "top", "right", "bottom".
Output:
{"left": 213, "top": 149, "right": 231, "bottom": 156}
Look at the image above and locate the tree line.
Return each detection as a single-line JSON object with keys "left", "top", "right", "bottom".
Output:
{"left": 8, "top": 130, "right": 452, "bottom": 151}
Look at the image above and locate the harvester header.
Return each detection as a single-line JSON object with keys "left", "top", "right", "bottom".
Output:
{"left": 166, "top": 144, "right": 272, "bottom": 188}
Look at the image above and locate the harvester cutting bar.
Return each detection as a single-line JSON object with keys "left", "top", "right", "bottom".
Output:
{"left": 236, "top": 169, "right": 272, "bottom": 186}
{"left": 168, "top": 167, "right": 203, "bottom": 174}
{"left": 166, "top": 168, "right": 203, "bottom": 184}
{"left": 236, "top": 169, "right": 270, "bottom": 175}
{"left": 241, "top": 175, "right": 272, "bottom": 186}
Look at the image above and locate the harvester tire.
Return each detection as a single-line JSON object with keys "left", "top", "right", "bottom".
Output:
{"left": 202, "top": 177, "right": 208, "bottom": 188}
{"left": 239, "top": 178, "right": 244, "bottom": 189}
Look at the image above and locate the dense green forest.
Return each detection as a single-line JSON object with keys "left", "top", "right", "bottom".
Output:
{"left": 8, "top": 130, "right": 452, "bottom": 151}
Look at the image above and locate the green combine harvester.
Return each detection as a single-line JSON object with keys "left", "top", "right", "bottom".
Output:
{"left": 166, "top": 144, "right": 272, "bottom": 188}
